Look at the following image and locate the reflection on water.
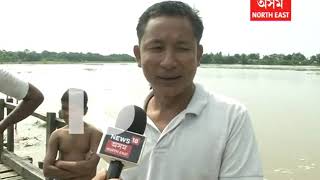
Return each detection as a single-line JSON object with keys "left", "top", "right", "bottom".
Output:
{"left": 1, "top": 64, "right": 320, "bottom": 180}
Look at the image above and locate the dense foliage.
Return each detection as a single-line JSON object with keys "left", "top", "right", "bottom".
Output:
{"left": 1, "top": 49, "right": 319, "bottom": 65}
{"left": 201, "top": 52, "right": 320, "bottom": 65}
{"left": 0, "top": 49, "right": 135, "bottom": 63}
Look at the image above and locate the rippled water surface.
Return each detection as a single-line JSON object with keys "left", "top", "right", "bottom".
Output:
{"left": 1, "top": 64, "right": 319, "bottom": 180}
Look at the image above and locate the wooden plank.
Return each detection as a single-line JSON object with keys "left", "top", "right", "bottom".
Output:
{"left": 30, "top": 112, "right": 47, "bottom": 122}
{"left": 5, "top": 175, "right": 24, "bottom": 180}
{"left": 4, "top": 100, "right": 65, "bottom": 125}
{"left": 0, "top": 170, "right": 19, "bottom": 178}
{"left": 4, "top": 103, "right": 15, "bottom": 110}
{"left": 1, "top": 149, "right": 44, "bottom": 180}
{"left": 56, "top": 118, "right": 66, "bottom": 128}
{"left": 0, "top": 163, "right": 12, "bottom": 172}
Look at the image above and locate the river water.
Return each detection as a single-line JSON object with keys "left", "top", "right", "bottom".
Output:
{"left": 1, "top": 63, "right": 319, "bottom": 180}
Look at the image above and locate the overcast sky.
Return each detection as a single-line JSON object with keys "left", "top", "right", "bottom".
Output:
{"left": 0, "top": 0, "right": 319, "bottom": 57}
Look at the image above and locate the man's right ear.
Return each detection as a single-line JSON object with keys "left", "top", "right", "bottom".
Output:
{"left": 133, "top": 45, "right": 141, "bottom": 67}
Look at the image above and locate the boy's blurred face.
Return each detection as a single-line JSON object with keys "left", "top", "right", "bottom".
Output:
{"left": 59, "top": 101, "right": 84, "bottom": 124}
{"left": 59, "top": 102, "right": 70, "bottom": 123}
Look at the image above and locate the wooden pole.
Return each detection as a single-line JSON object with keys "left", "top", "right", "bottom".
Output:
{"left": 0, "top": 99, "right": 5, "bottom": 152}
{"left": 46, "top": 112, "right": 57, "bottom": 152}
{"left": 6, "top": 98, "right": 14, "bottom": 152}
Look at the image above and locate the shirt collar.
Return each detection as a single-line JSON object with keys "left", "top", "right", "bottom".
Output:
{"left": 184, "top": 83, "right": 209, "bottom": 116}
{"left": 143, "top": 83, "right": 209, "bottom": 117}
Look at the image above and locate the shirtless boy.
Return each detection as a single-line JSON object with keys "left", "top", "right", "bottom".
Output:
{"left": 43, "top": 88, "right": 102, "bottom": 180}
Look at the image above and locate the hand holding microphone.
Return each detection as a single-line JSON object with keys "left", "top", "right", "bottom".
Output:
{"left": 95, "top": 105, "right": 147, "bottom": 180}
{"left": 92, "top": 170, "right": 120, "bottom": 180}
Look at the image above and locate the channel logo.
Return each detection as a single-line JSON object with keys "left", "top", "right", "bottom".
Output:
{"left": 250, "top": 0, "right": 291, "bottom": 21}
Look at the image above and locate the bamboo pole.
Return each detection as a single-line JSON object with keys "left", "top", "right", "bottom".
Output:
{"left": 46, "top": 112, "right": 57, "bottom": 152}
{"left": 6, "top": 98, "right": 14, "bottom": 152}
{"left": 0, "top": 99, "right": 5, "bottom": 152}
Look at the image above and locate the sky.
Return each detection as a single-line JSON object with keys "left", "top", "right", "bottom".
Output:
{"left": 0, "top": 0, "right": 319, "bottom": 58}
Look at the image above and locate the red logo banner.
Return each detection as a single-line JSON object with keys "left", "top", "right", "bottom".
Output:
{"left": 250, "top": 0, "right": 291, "bottom": 21}
{"left": 105, "top": 140, "right": 133, "bottom": 158}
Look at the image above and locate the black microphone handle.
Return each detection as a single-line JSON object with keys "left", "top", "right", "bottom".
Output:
{"left": 107, "top": 160, "right": 124, "bottom": 179}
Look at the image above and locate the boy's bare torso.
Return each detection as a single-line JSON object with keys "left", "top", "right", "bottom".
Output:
{"left": 57, "top": 123, "right": 96, "bottom": 180}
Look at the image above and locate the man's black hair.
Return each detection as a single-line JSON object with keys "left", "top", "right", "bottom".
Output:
{"left": 136, "top": 1, "right": 204, "bottom": 44}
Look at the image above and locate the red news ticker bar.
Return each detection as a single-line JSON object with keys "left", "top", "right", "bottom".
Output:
{"left": 250, "top": 0, "right": 291, "bottom": 21}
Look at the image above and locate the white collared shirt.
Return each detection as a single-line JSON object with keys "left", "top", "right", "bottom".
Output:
{"left": 0, "top": 69, "right": 29, "bottom": 100}
{"left": 121, "top": 84, "right": 263, "bottom": 180}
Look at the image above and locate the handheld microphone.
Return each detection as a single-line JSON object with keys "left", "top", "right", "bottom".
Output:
{"left": 97, "top": 105, "right": 147, "bottom": 179}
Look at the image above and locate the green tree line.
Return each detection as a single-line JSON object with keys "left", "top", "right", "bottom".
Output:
{"left": 1, "top": 49, "right": 320, "bottom": 65}
{"left": 201, "top": 52, "right": 320, "bottom": 65}
{"left": 0, "top": 49, "right": 135, "bottom": 63}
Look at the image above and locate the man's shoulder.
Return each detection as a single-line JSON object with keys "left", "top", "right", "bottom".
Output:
{"left": 212, "top": 93, "right": 246, "bottom": 108}
{"left": 199, "top": 85, "right": 248, "bottom": 113}
{"left": 198, "top": 86, "right": 251, "bottom": 132}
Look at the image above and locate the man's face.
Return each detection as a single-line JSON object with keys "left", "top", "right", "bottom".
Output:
{"left": 135, "top": 16, "right": 203, "bottom": 97}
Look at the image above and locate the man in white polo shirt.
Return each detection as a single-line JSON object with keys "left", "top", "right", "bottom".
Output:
{"left": 0, "top": 69, "right": 44, "bottom": 135}
{"left": 94, "top": 1, "right": 263, "bottom": 180}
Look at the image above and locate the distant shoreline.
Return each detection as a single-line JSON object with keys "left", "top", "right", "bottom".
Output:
{"left": 0, "top": 60, "right": 134, "bottom": 64}
{"left": 1, "top": 62, "right": 320, "bottom": 72}
{"left": 1, "top": 50, "right": 319, "bottom": 66}
{"left": 200, "top": 64, "right": 320, "bottom": 71}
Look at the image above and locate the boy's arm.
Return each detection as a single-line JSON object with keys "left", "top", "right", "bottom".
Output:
{"left": 43, "top": 130, "right": 80, "bottom": 179}
{"left": 55, "top": 128, "right": 103, "bottom": 175}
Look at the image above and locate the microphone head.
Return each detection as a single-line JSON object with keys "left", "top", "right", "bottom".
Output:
{"left": 115, "top": 105, "right": 147, "bottom": 135}
{"left": 97, "top": 105, "right": 147, "bottom": 170}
